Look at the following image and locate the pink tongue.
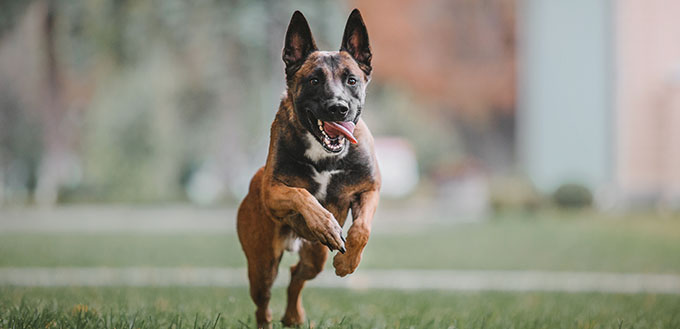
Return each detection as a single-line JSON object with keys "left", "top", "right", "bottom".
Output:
{"left": 323, "top": 121, "right": 358, "bottom": 144}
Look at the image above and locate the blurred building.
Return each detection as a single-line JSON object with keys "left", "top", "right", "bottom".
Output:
{"left": 519, "top": 0, "right": 680, "bottom": 208}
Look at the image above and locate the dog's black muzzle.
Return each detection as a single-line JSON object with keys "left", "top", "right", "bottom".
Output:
{"left": 319, "top": 101, "right": 353, "bottom": 122}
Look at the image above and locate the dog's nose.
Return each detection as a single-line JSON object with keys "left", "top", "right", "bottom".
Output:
{"left": 328, "top": 104, "right": 349, "bottom": 116}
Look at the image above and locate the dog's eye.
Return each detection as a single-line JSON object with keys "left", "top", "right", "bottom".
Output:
{"left": 347, "top": 77, "right": 357, "bottom": 86}
{"left": 309, "top": 78, "right": 319, "bottom": 86}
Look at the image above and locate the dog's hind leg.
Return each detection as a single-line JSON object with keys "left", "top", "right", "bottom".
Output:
{"left": 247, "top": 252, "right": 281, "bottom": 329}
{"left": 237, "top": 169, "right": 284, "bottom": 329}
{"left": 282, "top": 240, "right": 328, "bottom": 327}
{"left": 240, "top": 220, "right": 283, "bottom": 329}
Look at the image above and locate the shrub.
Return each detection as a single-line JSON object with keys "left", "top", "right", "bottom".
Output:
{"left": 553, "top": 183, "right": 593, "bottom": 209}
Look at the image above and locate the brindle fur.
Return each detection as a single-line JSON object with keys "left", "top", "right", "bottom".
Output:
{"left": 236, "top": 9, "right": 380, "bottom": 328}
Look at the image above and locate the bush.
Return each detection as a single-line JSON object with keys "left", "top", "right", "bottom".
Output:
{"left": 553, "top": 183, "right": 593, "bottom": 209}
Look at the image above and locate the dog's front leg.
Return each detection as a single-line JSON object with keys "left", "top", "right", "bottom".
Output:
{"left": 264, "top": 180, "right": 346, "bottom": 252}
{"left": 333, "top": 189, "right": 379, "bottom": 277}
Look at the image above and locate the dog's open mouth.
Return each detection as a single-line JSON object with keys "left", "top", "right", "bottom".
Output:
{"left": 315, "top": 119, "right": 357, "bottom": 153}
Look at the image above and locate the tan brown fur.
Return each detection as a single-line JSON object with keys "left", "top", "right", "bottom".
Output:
{"left": 237, "top": 9, "right": 378, "bottom": 328}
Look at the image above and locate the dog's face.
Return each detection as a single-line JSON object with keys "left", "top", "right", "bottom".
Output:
{"left": 283, "top": 10, "right": 372, "bottom": 154}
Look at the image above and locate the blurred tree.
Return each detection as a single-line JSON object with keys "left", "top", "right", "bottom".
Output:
{"left": 0, "top": 0, "right": 32, "bottom": 36}
{"left": 0, "top": 0, "right": 352, "bottom": 203}
{"left": 1, "top": 0, "right": 516, "bottom": 204}
{"left": 34, "top": 0, "right": 74, "bottom": 206}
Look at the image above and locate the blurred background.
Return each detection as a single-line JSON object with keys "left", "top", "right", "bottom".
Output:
{"left": 0, "top": 0, "right": 679, "bottom": 215}
{"left": 2, "top": 2, "right": 680, "bottom": 325}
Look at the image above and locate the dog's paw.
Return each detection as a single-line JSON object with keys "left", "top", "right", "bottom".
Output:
{"left": 281, "top": 309, "right": 305, "bottom": 327}
{"left": 333, "top": 251, "right": 361, "bottom": 277}
{"left": 305, "top": 208, "right": 345, "bottom": 253}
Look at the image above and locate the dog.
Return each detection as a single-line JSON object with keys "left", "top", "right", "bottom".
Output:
{"left": 236, "top": 9, "right": 380, "bottom": 328}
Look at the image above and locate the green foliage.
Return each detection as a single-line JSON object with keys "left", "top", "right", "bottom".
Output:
{"left": 1, "top": 0, "right": 352, "bottom": 203}
{"left": 0, "top": 89, "right": 43, "bottom": 202}
{"left": 553, "top": 183, "right": 594, "bottom": 209}
{"left": 0, "top": 0, "right": 31, "bottom": 36}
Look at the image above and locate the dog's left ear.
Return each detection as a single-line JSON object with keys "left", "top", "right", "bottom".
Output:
{"left": 340, "top": 9, "right": 372, "bottom": 76}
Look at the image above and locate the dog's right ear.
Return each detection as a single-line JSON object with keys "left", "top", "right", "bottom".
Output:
{"left": 283, "top": 11, "right": 318, "bottom": 79}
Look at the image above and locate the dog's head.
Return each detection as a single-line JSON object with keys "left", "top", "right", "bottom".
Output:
{"left": 283, "top": 9, "right": 372, "bottom": 154}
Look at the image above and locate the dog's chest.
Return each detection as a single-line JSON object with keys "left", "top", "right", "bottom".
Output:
{"left": 309, "top": 167, "right": 343, "bottom": 201}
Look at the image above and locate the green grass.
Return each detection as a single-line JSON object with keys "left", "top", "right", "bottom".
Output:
{"left": 2, "top": 287, "right": 680, "bottom": 329}
{"left": 2, "top": 212, "right": 680, "bottom": 328}
{"left": 0, "top": 234, "right": 246, "bottom": 268}
{"left": 2, "top": 213, "right": 680, "bottom": 272}
{"left": 365, "top": 213, "right": 680, "bottom": 272}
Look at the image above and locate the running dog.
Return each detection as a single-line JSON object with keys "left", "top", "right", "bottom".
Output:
{"left": 236, "top": 9, "right": 380, "bottom": 328}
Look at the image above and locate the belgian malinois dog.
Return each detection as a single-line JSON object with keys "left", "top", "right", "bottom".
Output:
{"left": 236, "top": 8, "right": 380, "bottom": 328}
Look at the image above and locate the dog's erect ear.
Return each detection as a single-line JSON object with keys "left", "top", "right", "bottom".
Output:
{"left": 340, "top": 9, "right": 372, "bottom": 76}
{"left": 283, "top": 11, "right": 317, "bottom": 78}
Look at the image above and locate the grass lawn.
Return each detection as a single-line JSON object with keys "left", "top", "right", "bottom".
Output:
{"left": 2, "top": 212, "right": 680, "bottom": 328}
{"left": 2, "top": 286, "right": 680, "bottom": 329}
{"left": 2, "top": 212, "right": 680, "bottom": 272}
